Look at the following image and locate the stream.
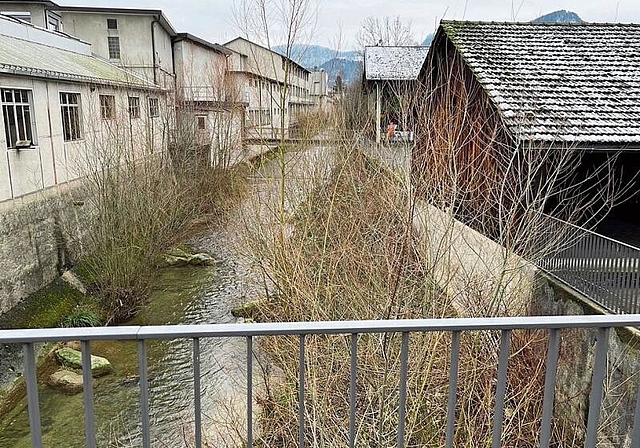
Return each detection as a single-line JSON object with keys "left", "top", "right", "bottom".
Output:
{"left": 0, "top": 145, "right": 335, "bottom": 447}
{"left": 0, "top": 242, "right": 258, "bottom": 447}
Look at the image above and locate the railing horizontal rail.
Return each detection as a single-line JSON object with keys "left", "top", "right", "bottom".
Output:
{"left": 538, "top": 215, "right": 640, "bottom": 314}
{"left": 6, "top": 315, "right": 640, "bottom": 447}
{"left": 2, "top": 315, "right": 640, "bottom": 343}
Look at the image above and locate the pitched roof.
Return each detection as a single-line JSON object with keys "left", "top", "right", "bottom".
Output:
{"left": 174, "top": 33, "right": 231, "bottom": 55}
{"left": 0, "top": 32, "right": 156, "bottom": 88}
{"left": 440, "top": 21, "right": 640, "bottom": 145}
{"left": 364, "top": 46, "right": 429, "bottom": 81}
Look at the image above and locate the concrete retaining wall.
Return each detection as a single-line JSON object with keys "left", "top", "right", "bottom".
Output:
{"left": 0, "top": 184, "right": 88, "bottom": 315}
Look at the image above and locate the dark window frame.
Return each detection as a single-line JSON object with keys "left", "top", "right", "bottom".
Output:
{"left": 99, "top": 94, "right": 115, "bottom": 120}
{"left": 60, "top": 92, "right": 82, "bottom": 141}
{"left": 128, "top": 96, "right": 140, "bottom": 119}
{"left": 1, "top": 88, "right": 37, "bottom": 149}
{"left": 108, "top": 36, "right": 120, "bottom": 59}
{"left": 148, "top": 97, "right": 160, "bottom": 118}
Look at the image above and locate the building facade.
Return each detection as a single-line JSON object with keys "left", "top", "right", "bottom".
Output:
{"left": 224, "top": 37, "right": 313, "bottom": 139}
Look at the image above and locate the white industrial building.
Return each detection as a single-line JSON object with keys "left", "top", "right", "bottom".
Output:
{"left": 0, "top": 13, "right": 167, "bottom": 202}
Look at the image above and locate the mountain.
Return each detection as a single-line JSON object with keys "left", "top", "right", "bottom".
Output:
{"left": 531, "top": 10, "right": 583, "bottom": 24}
{"left": 272, "top": 44, "right": 360, "bottom": 70}
{"left": 422, "top": 33, "right": 434, "bottom": 47}
{"left": 272, "top": 44, "right": 362, "bottom": 86}
{"left": 319, "top": 57, "right": 362, "bottom": 87}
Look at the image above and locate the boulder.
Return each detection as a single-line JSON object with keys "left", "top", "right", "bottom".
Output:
{"left": 55, "top": 347, "right": 112, "bottom": 377}
{"left": 164, "top": 254, "right": 190, "bottom": 267}
{"left": 187, "top": 253, "right": 217, "bottom": 266}
{"left": 49, "top": 369, "right": 84, "bottom": 394}
{"left": 231, "top": 298, "right": 268, "bottom": 318}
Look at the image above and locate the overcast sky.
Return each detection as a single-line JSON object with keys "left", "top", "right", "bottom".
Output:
{"left": 62, "top": 0, "right": 639, "bottom": 50}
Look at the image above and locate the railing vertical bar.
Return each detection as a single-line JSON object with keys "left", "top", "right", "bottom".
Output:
{"left": 397, "top": 332, "right": 410, "bottom": 448}
{"left": 193, "top": 338, "right": 202, "bottom": 448}
{"left": 631, "top": 373, "right": 640, "bottom": 446}
{"left": 585, "top": 327, "right": 610, "bottom": 448}
{"left": 81, "top": 340, "right": 96, "bottom": 448}
{"left": 622, "top": 247, "right": 631, "bottom": 313}
{"left": 539, "top": 328, "right": 560, "bottom": 448}
{"left": 299, "top": 334, "right": 305, "bottom": 448}
{"left": 23, "top": 342, "right": 42, "bottom": 448}
{"left": 445, "top": 330, "right": 461, "bottom": 448}
{"left": 247, "top": 335, "right": 253, "bottom": 447}
{"left": 633, "top": 258, "right": 640, "bottom": 313}
{"left": 491, "top": 330, "right": 511, "bottom": 448}
{"left": 349, "top": 333, "right": 357, "bottom": 448}
{"left": 138, "top": 339, "right": 151, "bottom": 448}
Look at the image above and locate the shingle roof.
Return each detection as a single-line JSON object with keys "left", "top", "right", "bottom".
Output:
{"left": 364, "top": 46, "right": 429, "bottom": 81}
{"left": 0, "top": 33, "right": 156, "bottom": 88}
{"left": 440, "top": 21, "right": 640, "bottom": 145}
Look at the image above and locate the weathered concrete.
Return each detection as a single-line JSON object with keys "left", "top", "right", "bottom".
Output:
{"left": 0, "top": 184, "right": 89, "bottom": 315}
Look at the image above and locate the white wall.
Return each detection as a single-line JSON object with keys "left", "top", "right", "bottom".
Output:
{"left": 0, "top": 74, "right": 168, "bottom": 203}
{"left": 61, "top": 12, "right": 175, "bottom": 88}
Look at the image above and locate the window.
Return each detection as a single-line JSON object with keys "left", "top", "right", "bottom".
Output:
{"left": 1, "top": 88, "right": 36, "bottom": 148}
{"left": 48, "top": 16, "right": 60, "bottom": 32}
{"left": 108, "top": 36, "right": 120, "bottom": 59}
{"left": 197, "top": 116, "right": 206, "bottom": 130}
{"left": 128, "top": 96, "right": 140, "bottom": 118}
{"left": 60, "top": 92, "right": 82, "bottom": 141}
{"left": 99, "top": 95, "right": 115, "bottom": 119}
{"left": 107, "top": 18, "right": 118, "bottom": 30}
{"left": 148, "top": 98, "right": 159, "bottom": 118}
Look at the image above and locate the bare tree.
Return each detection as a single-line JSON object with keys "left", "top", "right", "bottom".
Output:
{"left": 356, "top": 16, "right": 417, "bottom": 48}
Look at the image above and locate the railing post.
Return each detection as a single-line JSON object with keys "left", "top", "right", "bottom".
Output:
{"left": 539, "top": 328, "right": 560, "bottom": 448}
{"left": 247, "top": 335, "right": 253, "bottom": 447}
{"left": 138, "top": 339, "right": 151, "bottom": 448}
{"left": 397, "top": 332, "right": 410, "bottom": 448}
{"left": 81, "top": 340, "right": 96, "bottom": 448}
{"left": 349, "top": 333, "right": 358, "bottom": 448}
{"left": 585, "top": 327, "right": 610, "bottom": 448}
{"left": 445, "top": 331, "right": 461, "bottom": 448}
{"left": 23, "top": 342, "right": 42, "bottom": 448}
{"left": 492, "top": 330, "right": 511, "bottom": 448}
{"left": 193, "top": 338, "right": 202, "bottom": 448}
{"left": 299, "top": 334, "right": 306, "bottom": 448}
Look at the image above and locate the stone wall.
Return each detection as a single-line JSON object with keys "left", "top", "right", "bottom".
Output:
{"left": 0, "top": 183, "right": 88, "bottom": 315}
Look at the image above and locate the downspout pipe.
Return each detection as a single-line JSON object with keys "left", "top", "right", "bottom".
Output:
{"left": 151, "top": 17, "right": 159, "bottom": 85}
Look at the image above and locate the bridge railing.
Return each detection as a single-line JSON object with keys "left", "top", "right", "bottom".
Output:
{"left": 537, "top": 215, "right": 640, "bottom": 314}
{"left": 2, "top": 315, "right": 640, "bottom": 448}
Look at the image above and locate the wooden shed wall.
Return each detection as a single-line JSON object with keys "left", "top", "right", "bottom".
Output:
{"left": 412, "top": 32, "right": 515, "bottom": 232}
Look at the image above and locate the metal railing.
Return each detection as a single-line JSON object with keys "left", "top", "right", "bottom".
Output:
{"left": 2, "top": 315, "right": 640, "bottom": 448}
{"left": 538, "top": 216, "right": 640, "bottom": 314}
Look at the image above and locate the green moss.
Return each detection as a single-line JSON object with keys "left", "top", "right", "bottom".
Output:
{"left": 0, "top": 279, "right": 89, "bottom": 330}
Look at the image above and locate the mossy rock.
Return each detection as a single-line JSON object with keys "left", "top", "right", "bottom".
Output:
{"left": 55, "top": 347, "right": 112, "bottom": 377}
{"left": 231, "top": 298, "right": 268, "bottom": 318}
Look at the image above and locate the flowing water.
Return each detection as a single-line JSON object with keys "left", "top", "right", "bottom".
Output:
{"left": 0, "top": 250, "right": 255, "bottom": 447}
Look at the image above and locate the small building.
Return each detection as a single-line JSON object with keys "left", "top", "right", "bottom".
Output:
{"left": 224, "top": 37, "right": 312, "bottom": 139}
{"left": 0, "top": 13, "right": 166, "bottom": 203}
{"left": 363, "top": 45, "right": 429, "bottom": 143}
{"left": 415, "top": 20, "right": 640, "bottom": 242}
{"left": 310, "top": 69, "right": 329, "bottom": 111}
{"left": 173, "top": 33, "right": 244, "bottom": 166}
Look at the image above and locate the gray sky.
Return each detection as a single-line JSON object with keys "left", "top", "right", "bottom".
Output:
{"left": 62, "top": 0, "right": 639, "bottom": 50}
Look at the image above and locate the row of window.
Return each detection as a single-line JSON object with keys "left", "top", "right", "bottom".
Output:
{"left": 1, "top": 88, "right": 160, "bottom": 149}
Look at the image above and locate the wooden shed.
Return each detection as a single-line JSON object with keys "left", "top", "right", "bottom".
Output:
{"left": 414, "top": 21, "right": 640, "bottom": 238}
